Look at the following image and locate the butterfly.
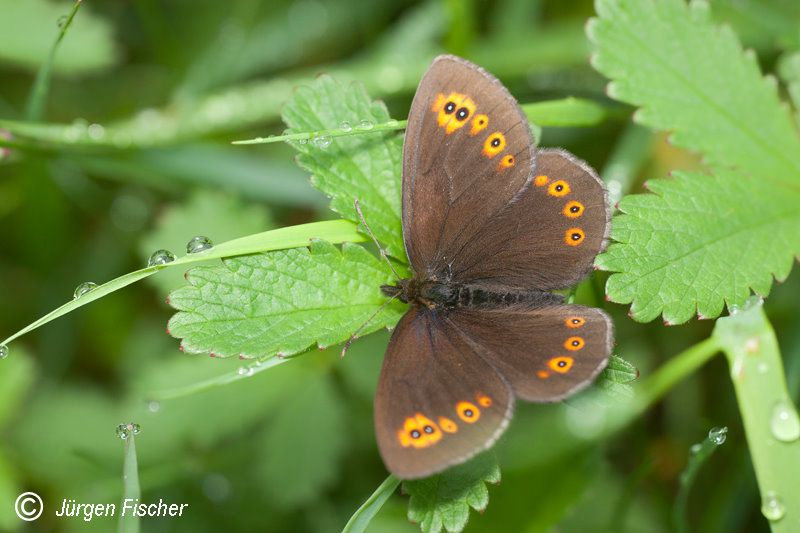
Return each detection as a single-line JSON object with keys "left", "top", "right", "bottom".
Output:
{"left": 372, "top": 55, "right": 613, "bottom": 479}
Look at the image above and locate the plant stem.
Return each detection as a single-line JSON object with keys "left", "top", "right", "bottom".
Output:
{"left": 341, "top": 475, "right": 400, "bottom": 533}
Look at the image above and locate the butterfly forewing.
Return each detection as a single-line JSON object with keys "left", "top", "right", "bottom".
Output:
{"left": 448, "top": 305, "right": 613, "bottom": 402}
{"left": 402, "top": 55, "right": 536, "bottom": 277}
{"left": 450, "top": 149, "right": 611, "bottom": 290}
{"left": 375, "top": 308, "right": 514, "bottom": 479}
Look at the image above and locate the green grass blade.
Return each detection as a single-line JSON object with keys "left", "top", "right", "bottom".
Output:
{"left": 25, "top": 0, "right": 82, "bottom": 121}
{"left": 674, "top": 426, "right": 728, "bottom": 533}
{"left": 342, "top": 475, "right": 401, "bottom": 533}
{"left": 1, "top": 220, "right": 364, "bottom": 347}
{"left": 117, "top": 424, "right": 141, "bottom": 533}
{"left": 713, "top": 298, "right": 800, "bottom": 530}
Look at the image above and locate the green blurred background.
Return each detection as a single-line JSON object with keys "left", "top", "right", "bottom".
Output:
{"left": 1, "top": 0, "right": 799, "bottom": 531}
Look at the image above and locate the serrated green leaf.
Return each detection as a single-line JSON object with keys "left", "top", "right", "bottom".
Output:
{"left": 139, "top": 190, "right": 273, "bottom": 293}
{"left": 403, "top": 453, "right": 501, "bottom": 533}
{"left": 256, "top": 371, "right": 348, "bottom": 509}
{"left": 588, "top": 0, "right": 800, "bottom": 186}
{"left": 596, "top": 170, "right": 800, "bottom": 324}
{"left": 168, "top": 239, "right": 405, "bottom": 358}
{"left": 281, "top": 75, "right": 405, "bottom": 261}
{"left": 596, "top": 355, "right": 638, "bottom": 399}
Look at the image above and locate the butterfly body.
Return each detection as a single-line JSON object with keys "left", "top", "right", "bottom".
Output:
{"left": 373, "top": 55, "right": 613, "bottom": 479}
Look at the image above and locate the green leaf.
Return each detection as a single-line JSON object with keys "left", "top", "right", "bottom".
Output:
{"left": 588, "top": 0, "right": 800, "bottom": 186}
{"left": 597, "top": 354, "right": 638, "bottom": 398}
{"left": 403, "top": 453, "right": 501, "bottom": 533}
{"left": 139, "top": 190, "right": 273, "bottom": 294}
{"left": 596, "top": 170, "right": 800, "bottom": 324}
{"left": 255, "top": 371, "right": 349, "bottom": 509}
{"left": 281, "top": 75, "right": 405, "bottom": 261}
{"left": 0, "top": 0, "right": 118, "bottom": 75}
{"left": 168, "top": 239, "right": 405, "bottom": 358}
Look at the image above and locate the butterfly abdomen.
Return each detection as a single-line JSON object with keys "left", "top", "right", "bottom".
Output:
{"left": 456, "top": 286, "right": 561, "bottom": 309}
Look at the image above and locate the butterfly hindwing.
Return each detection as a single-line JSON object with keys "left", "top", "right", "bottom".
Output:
{"left": 374, "top": 307, "right": 514, "bottom": 479}
{"left": 449, "top": 149, "right": 611, "bottom": 290}
{"left": 402, "top": 55, "right": 536, "bottom": 277}
{"left": 448, "top": 304, "right": 613, "bottom": 402}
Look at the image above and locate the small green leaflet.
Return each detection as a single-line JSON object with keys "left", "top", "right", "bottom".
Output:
{"left": 282, "top": 75, "right": 405, "bottom": 261}
{"left": 403, "top": 453, "right": 501, "bottom": 533}
{"left": 596, "top": 355, "right": 638, "bottom": 399}
{"left": 168, "top": 240, "right": 405, "bottom": 358}
{"left": 597, "top": 170, "right": 800, "bottom": 324}
{"left": 589, "top": 0, "right": 800, "bottom": 323}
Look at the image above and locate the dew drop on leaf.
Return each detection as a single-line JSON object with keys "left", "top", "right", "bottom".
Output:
{"left": 237, "top": 366, "right": 254, "bottom": 377}
{"left": 147, "top": 249, "right": 176, "bottom": 267}
{"left": 312, "top": 135, "right": 331, "bottom": 149}
{"left": 186, "top": 236, "right": 213, "bottom": 254}
{"left": 339, "top": 121, "right": 352, "bottom": 132}
{"left": 73, "top": 282, "right": 98, "bottom": 299}
{"left": 770, "top": 400, "right": 800, "bottom": 442}
{"left": 761, "top": 491, "right": 786, "bottom": 522}
{"left": 708, "top": 426, "right": 727, "bottom": 445}
{"left": 357, "top": 119, "right": 374, "bottom": 131}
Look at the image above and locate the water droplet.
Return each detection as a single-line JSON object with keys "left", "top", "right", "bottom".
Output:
{"left": 87, "top": 123, "right": 105, "bottom": 140}
{"left": 147, "top": 401, "right": 161, "bottom": 413}
{"left": 131, "top": 423, "right": 141, "bottom": 435}
{"left": 339, "top": 121, "right": 352, "bottom": 132}
{"left": 312, "top": 135, "right": 331, "bottom": 149}
{"left": 73, "top": 282, "right": 98, "bottom": 299}
{"left": 147, "top": 249, "right": 176, "bottom": 267}
{"left": 761, "top": 491, "right": 786, "bottom": 522}
{"left": 0, "top": 344, "right": 8, "bottom": 360}
{"left": 357, "top": 120, "right": 374, "bottom": 131}
{"left": 770, "top": 400, "right": 800, "bottom": 442}
{"left": 297, "top": 138, "right": 308, "bottom": 145}
{"left": 237, "top": 366, "right": 254, "bottom": 377}
{"left": 186, "top": 236, "right": 213, "bottom": 254}
{"left": 116, "top": 424, "right": 129, "bottom": 440}
{"left": 690, "top": 443, "right": 702, "bottom": 454}
{"left": 708, "top": 426, "right": 728, "bottom": 445}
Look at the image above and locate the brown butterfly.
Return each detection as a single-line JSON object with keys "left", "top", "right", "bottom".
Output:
{"left": 372, "top": 55, "right": 613, "bottom": 479}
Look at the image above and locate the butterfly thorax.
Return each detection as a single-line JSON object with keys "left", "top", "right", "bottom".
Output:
{"left": 381, "top": 278, "right": 561, "bottom": 310}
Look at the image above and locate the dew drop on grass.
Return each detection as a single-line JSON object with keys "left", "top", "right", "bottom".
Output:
{"left": 186, "top": 236, "right": 213, "bottom": 254}
{"left": 0, "top": 344, "right": 8, "bottom": 360}
{"left": 770, "top": 400, "right": 800, "bottom": 442}
{"left": 357, "top": 119, "right": 374, "bottom": 131}
{"left": 147, "top": 401, "right": 161, "bottom": 413}
{"left": 761, "top": 491, "right": 786, "bottom": 522}
{"left": 339, "top": 121, "right": 352, "bottom": 132}
{"left": 690, "top": 443, "right": 702, "bottom": 454}
{"left": 147, "top": 249, "right": 176, "bottom": 267}
{"left": 73, "top": 282, "right": 98, "bottom": 299}
{"left": 116, "top": 423, "right": 141, "bottom": 440}
{"left": 312, "top": 135, "right": 331, "bottom": 149}
{"left": 708, "top": 426, "right": 728, "bottom": 445}
{"left": 87, "top": 123, "right": 105, "bottom": 140}
{"left": 237, "top": 366, "right": 254, "bottom": 377}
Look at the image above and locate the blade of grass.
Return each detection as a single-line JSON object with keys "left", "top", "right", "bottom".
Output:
{"left": 118, "top": 424, "right": 141, "bottom": 533}
{"left": 674, "top": 426, "right": 728, "bottom": 533}
{"left": 342, "top": 475, "right": 401, "bottom": 533}
{"left": 1, "top": 220, "right": 365, "bottom": 348}
{"left": 25, "top": 0, "right": 83, "bottom": 121}
{"left": 713, "top": 298, "right": 800, "bottom": 530}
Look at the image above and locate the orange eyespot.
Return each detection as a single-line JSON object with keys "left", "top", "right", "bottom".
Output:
{"left": 499, "top": 154, "right": 515, "bottom": 170}
{"left": 537, "top": 370, "right": 550, "bottom": 379}
{"left": 482, "top": 132, "right": 506, "bottom": 157}
{"left": 439, "top": 417, "right": 458, "bottom": 433}
{"left": 564, "top": 336, "right": 585, "bottom": 351}
{"left": 434, "top": 92, "right": 476, "bottom": 134}
{"left": 548, "top": 356, "right": 574, "bottom": 374}
{"left": 566, "top": 317, "right": 586, "bottom": 328}
{"left": 548, "top": 180, "right": 570, "bottom": 197}
{"left": 563, "top": 200, "right": 584, "bottom": 218}
{"left": 565, "top": 228, "right": 585, "bottom": 246}
{"left": 476, "top": 394, "right": 492, "bottom": 407}
{"left": 399, "top": 413, "right": 443, "bottom": 448}
{"left": 456, "top": 401, "right": 481, "bottom": 423}
{"left": 470, "top": 114, "right": 489, "bottom": 136}
{"left": 534, "top": 175, "right": 549, "bottom": 186}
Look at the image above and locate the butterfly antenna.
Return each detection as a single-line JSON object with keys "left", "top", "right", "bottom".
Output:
{"left": 340, "top": 294, "right": 398, "bottom": 358}
{"left": 354, "top": 198, "right": 401, "bottom": 280}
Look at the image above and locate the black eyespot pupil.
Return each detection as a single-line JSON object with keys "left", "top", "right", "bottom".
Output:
{"left": 491, "top": 138, "right": 500, "bottom": 147}
{"left": 444, "top": 102, "right": 456, "bottom": 114}
{"left": 424, "top": 425, "right": 433, "bottom": 433}
{"left": 558, "top": 361, "right": 566, "bottom": 367}
{"left": 456, "top": 108, "right": 469, "bottom": 120}
{"left": 464, "top": 409, "right": 473, "bottom": 417}
{"left": 411, "top": 430, "right": 421, "bottom": 438}
{"left": 571, "top": 206, "right": 579, "bottom": 212}
{"left": 572, "top": 233, "right": 581, "bottom": 240}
